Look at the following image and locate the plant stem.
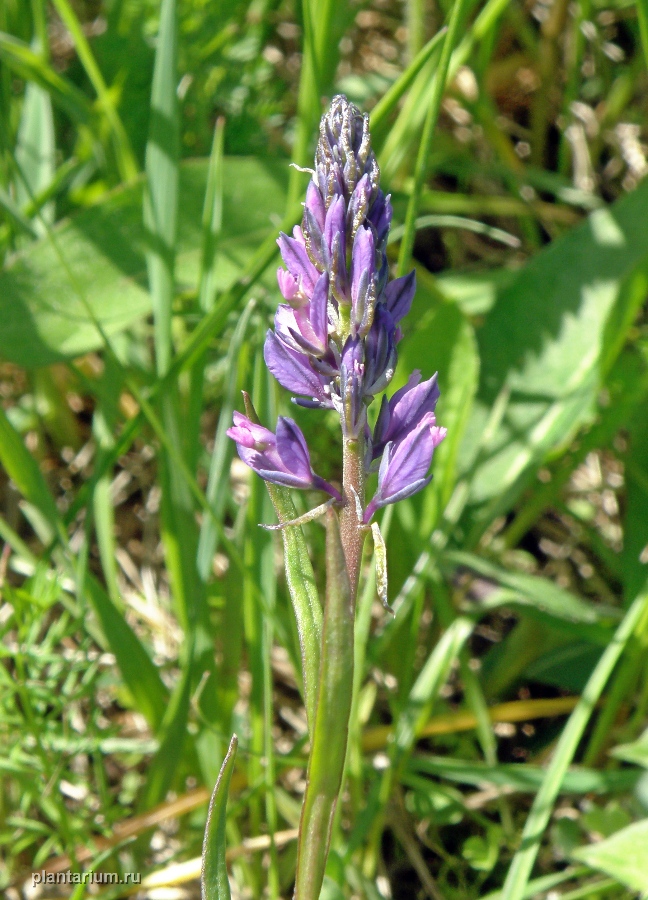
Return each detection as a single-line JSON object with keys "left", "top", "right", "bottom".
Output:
{"left": 293, "top": 510, "right": 354, "bottom": 899}
{"left": 340, "top": 434, "right": 366, "bottom": 601}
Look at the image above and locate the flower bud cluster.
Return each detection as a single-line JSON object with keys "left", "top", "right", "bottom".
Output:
{"left": 229, "top": 96, "right": 445, "bottom": 521}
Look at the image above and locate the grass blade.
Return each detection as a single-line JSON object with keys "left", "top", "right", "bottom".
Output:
{"left": 85, "top": 576, "right": 169, "bottom": 732}
{"left": 501, "top": 578, "right": 648, "bottom": 900}
{"left": 394, "top": 616, "right": 475, "bottom": 761}
{"left": 196, "top": 301, "right": 255, "bottom": 580}
{"left": 14, "top": 70, "right": 55, "bottom": 233}
{"left": 397, "top": 0, "right": 475, "bottom": 276}
{"left": 370, "top": 27, "right": 447, "bottom": 132}
{"left": 141, "top": 651, "right": 194, "bottom": 808}
{"left": 199, "top": 117, "right": 226, "bottom": 315}
{"left": 0, "top": 405, "right": 61, "bottom": 537}
{"left": 0, "top": 32, "right": 92, "bottom": 125}
{"left": 637, "top": 0, "right": 648, "bottom": 69}
{"left": 0, "top": 405, "right": 169, "bottom": 732}
{"left": 144, "top": 0, "right": 179, "bottom": 378}
{"left": 49, "top": 0, "right": 137, "bottom": 181}
{"left": 201, "top": 735, "right": 238, "bottom": 900}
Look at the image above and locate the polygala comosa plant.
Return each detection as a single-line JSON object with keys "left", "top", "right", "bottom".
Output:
{"left": 206, "top": 95, "right": 446, "bottom": 900}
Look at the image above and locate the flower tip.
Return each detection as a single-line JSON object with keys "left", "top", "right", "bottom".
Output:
{"left": 431, "top": 425, "right": 447, "bottom": 449}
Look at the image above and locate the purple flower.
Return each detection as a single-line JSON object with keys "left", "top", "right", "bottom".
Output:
{"left": 368, "top": 190, "right": 393, "bottom": 250}
{"left": 385, "top": 271, "right": 416, "bottom": 325}
{"left": 277, "top": 268, "right": 300, "bottom": 305}
{"left": 227, "top": 413, "right": 341, "bottom": 499}
{"left": 338, "top": 337, "right": 366, "bottom": 439}
{"left": 277, "top": 230, "right": 319, "bottom": 296}
{"left": 264, "top": 331, "right": 333, "bottom": 406}
{"left": 350, "top": 225, "right": 376, "bottom": 335}
{"left": 347, "top": 173, "right": 372, "bottom": 240}
{"left": 305, "top": 179, "right": 326, "bottom": 231}
{"left": 363, "top": 305, "right": 397, "bottom": 396}
{"left": 364, "top": 414, "right": 446, "bottom": 522}
{"left": 274, "top": 273, "right": 330, "bottom": 358}
{"left": 372, "top": 370, "right": 440, "bottom": 460}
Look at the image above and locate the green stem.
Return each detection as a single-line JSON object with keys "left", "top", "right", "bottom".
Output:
{"left": 636, "top": 0, "right": 648, "bottom": 70}
{"left": 293, "top": 510, "right": 355, "bottom": 900}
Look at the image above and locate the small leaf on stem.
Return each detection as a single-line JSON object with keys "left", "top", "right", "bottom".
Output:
{"left": 201, "top": 734, "right": 238, "bottom": 900}
{"left": 371, "top": 521, "right": 393, "bottom": 614}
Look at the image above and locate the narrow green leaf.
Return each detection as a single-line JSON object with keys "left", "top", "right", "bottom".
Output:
{"left": 265, "top": 482, "right": 323, "bottom": 730}
{"left": 636, "top": 0, "right": 648, "bottom": 69}
{"left": 84, "top": 576, "right": 168, "bottom": 732}
{"left": 622, "top": 402, "right": 648, "bottom": 603}
{"left": 289, "top": 0, "right": 339, "bottom": 202}
{"left": 382, "top": 0, "right": 510, "bottom": 178}
{"left": 369, "top": 27, "right": 447, "bottom": 132}
{"left": 397, "top": 0, "right": 472, "bottom": 276}
{"left": 410, "top": 756, "right": 641, "bottom": 795}
{"left": 293, "top": 509, "right": 354, "bottom": 900}
{"left": 394, "top": 616, "right": 474, "bottom": 760}
{"left": 0, "top": 32, "right": 92, "bottom": 125}
{"left": 14, "top": 59, "right": 55, "bottom": 233}
{"left": 187, "top": 116, "right": 229, "bottom": 464}
{"left": 0, "top": 404, "right": 60, "bottom": 535}
{"left": 0, "top": 184, "right": 38, "bottom": 237}
{"left": 201, "top": 734, "right": 238, "bottom": 900}
{"left": 501, "top": 578, "right": 648, "bottom": 900}
{"left": 445, "top": 551, "right": 611, "bottom": 626}
{"left": 92, "top": 474, "right": 121, "bottom": 607}
{"left": 49, "top": 0, "right": 137, "bottom": 182}
{"left": 199, "top": 117, "right": 226, "bottom": 313}
{"left": 141, "top": 653, "right": 193, "bottom": 808}
{"left": 144, "top": 0, "right": 179, "bottom": 377}
{"left": 197, "top": 301, "right": 255, "bottom": 581}
{"left": 390, "top": 214, "right": 520, "bottom": 248}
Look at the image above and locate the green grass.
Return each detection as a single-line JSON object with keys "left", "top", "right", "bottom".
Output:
{"left": 1, "top": 0, "right": 648, "bottom": 897}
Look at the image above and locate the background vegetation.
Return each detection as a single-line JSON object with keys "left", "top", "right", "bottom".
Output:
{"left": 2, "top": 0, "right": 648, "bottom": 897}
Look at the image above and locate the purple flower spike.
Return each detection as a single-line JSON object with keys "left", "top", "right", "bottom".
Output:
{"left": 364, "top": 414, "right": 447, "bottom": 522}
{"left": 372, "top": 370, "right": 440, "bottom": 459}
{"left": 242, "top": 95, "right": 446, "bottom": 532}
{"left": 227, "top": 412, "right": 341, "bottom": 499}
